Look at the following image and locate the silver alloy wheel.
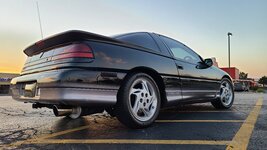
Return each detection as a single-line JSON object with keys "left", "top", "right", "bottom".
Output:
{"left": 220, "top": 81, "right": 233, "bottom": 106}
{"left": 68, "top": 106, "right": 82, "bottom": 119}
{"left": 129, "top": 78, "right": 158, "bottom": 122}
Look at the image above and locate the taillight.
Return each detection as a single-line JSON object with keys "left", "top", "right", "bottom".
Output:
{"left": 52, "top": 43, "right": 93, "bottom": 60}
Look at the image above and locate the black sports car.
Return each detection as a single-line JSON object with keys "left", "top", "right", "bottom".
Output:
{"left": 10, "top": 30, "right": 234, "bottom": 128}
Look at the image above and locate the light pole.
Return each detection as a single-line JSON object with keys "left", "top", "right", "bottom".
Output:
{"left": 227, "top": 32, "right": 232, "bottom": 68}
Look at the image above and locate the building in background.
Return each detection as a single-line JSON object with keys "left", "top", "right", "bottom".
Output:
{"left": 211, "top": 57, "right": 240, "bottom": 80}
{"left": 220, "top": 67, "right": 240, "bottom": 80}
{"left": 211, "top": 57, "right": 256, "bottom": 90}
{"left": 0, "top": 73, "right": 19, "bottom": 94}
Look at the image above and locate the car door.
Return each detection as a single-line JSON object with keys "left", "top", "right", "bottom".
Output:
{"left": 159, "top": 35, "right": 218, "bottom": 101}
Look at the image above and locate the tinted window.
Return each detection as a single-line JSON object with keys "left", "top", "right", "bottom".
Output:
{"left": 160, "top": 36, "right": 201, "bottom": 63}
{"left": 115, "top": 33, "right": 160, "bottom": 52}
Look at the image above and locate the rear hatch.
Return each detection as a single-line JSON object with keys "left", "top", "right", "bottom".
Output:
{"left": 22, "top": 42, "right": 94, "bottom": 75}
{"left": 21, "top": 30, "right": 123, "bottom": 75}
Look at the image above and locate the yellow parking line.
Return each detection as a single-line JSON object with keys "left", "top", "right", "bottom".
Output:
{"left": 155, "top": 120, "right": 243, "bottom": 123}
{"left": 26, "top": 139, "right": 231, "bottom": 145}
{"left": 6, "top": 119, "right": 242, "bottom": 148}
{"left": 8, "top": 124, "right": 92, "bottom": 147}
{"left": 162, "top": 110, "right": 236, "bottom": 113}
{"left": 226, "top": 98, "right": 263, "bottom": 150}
{"left": 35, "top": 125, "right": 92, "bottom": 140}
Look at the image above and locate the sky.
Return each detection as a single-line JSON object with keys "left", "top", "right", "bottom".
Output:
{"left": 0, "top": 0, "right": 266, "bottom": 78}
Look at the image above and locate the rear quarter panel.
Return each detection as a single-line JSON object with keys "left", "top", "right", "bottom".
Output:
{"left": 88, "top": 41, "right": 181, "bottom": 106}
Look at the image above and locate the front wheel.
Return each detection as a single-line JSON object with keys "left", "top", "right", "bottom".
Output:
{"left": 211, "top": 78, "right": 234, "bottom": 109}
{"left": 116, "top": 73, "right": 161, "bottom": 128}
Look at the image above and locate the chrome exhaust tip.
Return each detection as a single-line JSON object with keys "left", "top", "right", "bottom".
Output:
{"left": 53, "top": 105, "right": 73, "bottom": 117}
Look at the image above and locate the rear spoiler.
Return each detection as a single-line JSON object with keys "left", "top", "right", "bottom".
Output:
{"left": 24, "top": 30, "right": 124, "bottom": 56}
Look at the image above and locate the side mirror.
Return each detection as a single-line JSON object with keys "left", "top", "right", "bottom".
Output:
{"left": 204, "top": 58, "right": 213, "bottom": 67}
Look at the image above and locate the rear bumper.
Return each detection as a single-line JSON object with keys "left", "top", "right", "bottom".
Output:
{"left": 10, "top": 69, "right": 125, "bottom": 106}
{"left": 11, "top": 87, "right": 117, "bottom": 106}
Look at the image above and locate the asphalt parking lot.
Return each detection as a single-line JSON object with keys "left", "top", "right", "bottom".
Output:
{"left": 0, "top": 92, "right": 266, "bottom": 150}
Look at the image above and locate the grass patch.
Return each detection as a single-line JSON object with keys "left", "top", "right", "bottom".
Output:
{"left": 250, "top": 86, "right": 265, "bottom": 93}
{"left": 256, "top": 88, "right": 265, "bottom": 93}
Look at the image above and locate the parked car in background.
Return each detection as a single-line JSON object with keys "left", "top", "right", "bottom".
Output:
{"left": 234, "top": 82, "right": 246, "bottom": 91}
{"left": 10, "top": 30, "right": 234, "bottom": 128}
{"left": 234, "top": 81, "right": 249, "bottom": 91}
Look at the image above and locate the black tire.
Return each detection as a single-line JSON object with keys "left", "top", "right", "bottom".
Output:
{"left": 211, "top": 78, "right": 234, "bottom": 109}
{"left": 115, "top": 73, "right": 161, "bottom": 128}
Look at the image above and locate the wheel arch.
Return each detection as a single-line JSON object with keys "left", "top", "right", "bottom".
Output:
{"left": 222, "top": 75, "right": 233, "bottom": 83}
{"left": 120, "top": 66, "right": 167, "bottom": 107}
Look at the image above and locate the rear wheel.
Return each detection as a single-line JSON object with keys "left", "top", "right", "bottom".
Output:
{"left": 116, "top": 73, "right": 161, "bottom": 128}
{"left": 211, "top": 78, "right": 234, "bottom": 109}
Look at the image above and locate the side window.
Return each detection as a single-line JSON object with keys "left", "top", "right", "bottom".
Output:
{"left": 115, "top": 33, "right": 160, "bottom": 52}
{"left": 160, "top": 36, "right": 201, "bottom": 63}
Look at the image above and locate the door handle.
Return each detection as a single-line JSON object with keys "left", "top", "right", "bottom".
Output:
{"left": 176, "top": 65, "right": 184, "bottom": 70}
